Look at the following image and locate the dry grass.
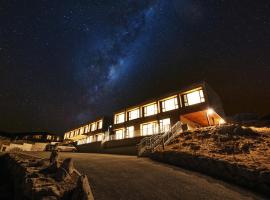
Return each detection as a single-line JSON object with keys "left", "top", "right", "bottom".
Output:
{"left": 166, "top": 124, "right": 270, "bottom": 171}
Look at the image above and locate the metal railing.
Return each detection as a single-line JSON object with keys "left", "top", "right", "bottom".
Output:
{"left": 138, "top": 121, "right": 182, "bottom": 156}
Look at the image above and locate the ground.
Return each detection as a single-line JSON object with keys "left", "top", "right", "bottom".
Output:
{"left": 165, "top": 124, "right": 270, "bottom": 172}
{"left": 26, "top": 152, "right": 263, "bottom": 200}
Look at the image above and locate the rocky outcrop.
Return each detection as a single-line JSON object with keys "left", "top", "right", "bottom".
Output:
{"left": 2, "top": 152, "right": 94, "bottom": 200}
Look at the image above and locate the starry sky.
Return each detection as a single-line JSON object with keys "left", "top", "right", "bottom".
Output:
{"left": 1, "top": 0, "right": 270, "bottom": 134}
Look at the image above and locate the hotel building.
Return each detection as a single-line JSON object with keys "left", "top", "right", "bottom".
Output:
{"left": 112, "top": 82, "right": 225, "bottom": 140}
{"left": 64, "top": 82, "right": 225, "bottom": 148}
{"left": 63, "top": 117, "right": 110, "bottom": 145}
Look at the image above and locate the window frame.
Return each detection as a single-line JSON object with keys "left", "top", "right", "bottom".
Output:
{"left": 143, "top": 102, "right": 158, "bottom": 117}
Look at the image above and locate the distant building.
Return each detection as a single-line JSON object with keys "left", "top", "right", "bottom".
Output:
{"left": 63, "top": 117, "right": 111, "bottom": 145}
{"left": 64, "top": 82, "right": 225, "bottom": 147}
{"left": 4, "top": 132, "right": 62, "bottom": 143}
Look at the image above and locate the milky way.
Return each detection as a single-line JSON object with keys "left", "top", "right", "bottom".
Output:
{"left": 1, "top": 0, "right": 270, "bottom": 133}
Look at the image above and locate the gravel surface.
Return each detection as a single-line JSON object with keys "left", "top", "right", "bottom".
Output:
{"left": 26, "top": 152, "right": 264, "bottom": 200}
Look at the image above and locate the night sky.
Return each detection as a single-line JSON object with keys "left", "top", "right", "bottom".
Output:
{"left": 1, "top": 0, "right": 270, "bottom": 134}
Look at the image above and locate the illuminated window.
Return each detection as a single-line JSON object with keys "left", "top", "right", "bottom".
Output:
{"left": 161, "top": 96, "right": 179, "bottom": 112}
{"left": 96, "top": 133, "right": 104, "bottom": 141}
{"left": 115, "top": 128, "right": 125, "bottom": 140}
{"left": 160, "top": 118, "right": 171, "bottom": 132}
{"left": 115, "top": 112, "right": 125, "bottom": 124}
{"left": 90, "top": 123, "right": 96, "bottom": 131}
{"left": 80, "top": 127, "right": 84, "bottom": 135}
{"left": 84, "top": 125, "right": 89, "bottom": 133}
{"left": 141, "top": 122, "right": 158, "bottom": 136}
{"left": 97, "top": 120, "right": 103, "bottom": 129}
{"left": 128, "top": 108, "right": 140, "bottom": 120}
{"left": 183, "top": 89, "right": 205, "bottom": 106}
{"left": 126, "top": 126, "right": 134, "bottom": 138}
{"left": 143, "top": 103, "right": 158, "bottom": 117}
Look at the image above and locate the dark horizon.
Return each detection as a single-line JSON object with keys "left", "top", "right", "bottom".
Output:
{"left": 1, "top": 1, "right": 270, "bottom": 134}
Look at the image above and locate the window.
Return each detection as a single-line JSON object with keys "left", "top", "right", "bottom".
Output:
{"left": 141, "top": 122, "right": 158, "bottom": 136}
{"left": 183, "top": 89, "right": 205, "bottom": 106}
{"left": 143, "top": 103, "right": 158, "bottom": 117}
{"left": 161, "top": 96, "right": 179, "bottom": 112}
{"left": 115, "top": 128, "right": 125, "bottom": 140}
{"left": 90, "top": 123, "right": 96, "bottom": 131}
{"left": 80, "top": 127, "right": 84, "bottom": 135}
{"left": 96, "top": 133, "right": 104, "bottom": 141}
{"left": 126, "top": 126, "right": 134, "bottom": 138}
{"left": 84, "top": 125, "right": 89, "bottom": 133}
{"left": 128, "top": 108, "right": 140, "bottom": 120}
{"left": 115, "top": 112, "right": 125, "bottom": 124}
{"left": 97, "top": 120, "right": 103, "bottom": 129}
{"left": 160, "top": 118, "right": 171, "bottom": 132}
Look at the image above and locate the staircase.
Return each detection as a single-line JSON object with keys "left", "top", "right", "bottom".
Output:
{"left": 138, "top": 121, "right": 182, "bottom": 157}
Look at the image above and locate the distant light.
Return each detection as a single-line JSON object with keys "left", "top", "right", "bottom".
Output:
{"left": 207, "top": 108, "right": 214, "bottom": 115}
{"left": 219, "top": 119, "right": 226, "bottom": 124}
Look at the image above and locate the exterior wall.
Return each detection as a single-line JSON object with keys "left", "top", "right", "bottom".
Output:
{"left": 112, "top": 82, "right": 224, "bottom": 139}
{"left": 76, "top": 136, "right": 144, "bottom": 155}
{"left": 64, "top": 117, "right": 112, "bottom": 145}
{"left": 66, "top": 82, "right": 225, "bottom": 149}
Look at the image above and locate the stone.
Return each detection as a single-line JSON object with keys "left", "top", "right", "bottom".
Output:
{"left": 61, "top": 158, "right": 75, "bottom": 174}
{"left": 50, "top": 150, "right": 59, "bottom": 164}
{"left": 71, "top": 175, "right": 94, "bottom": 200}
{"left": 55, "top": 167, "right": 70, "bottom": 182}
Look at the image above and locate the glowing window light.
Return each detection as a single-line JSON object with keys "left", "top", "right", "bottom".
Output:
{"left": 115, "top": 129, "right": 125, "bottom": 140}
{"left": 161, "top": 97, "right": 179, "bottom": 112}
{"left": 143, "top": 103, "right": 158, "bottom": 117}
{"left": 97, "top": 120, "right": 103, "bottom": 129}
{"left": 91, "top": 123, "right": 96, "bottom": 131}
{"left": 80, "top": 127, "right": 84, "bottom": 135}
{"left": 184, "top": 89, "right": 205, "bottom": 106}
{"left": 128, "top": 108, "right": 140, "bottom": 120}
{"left": 207, "top": 108, "right": 214, "bottom": 115}
{"left": 96, "top": 133, "right": 104, "bottom": 141}
{"left": 115, "top": 112, "right": 125, "bottom": 124}
{"left": 219, "top": 119, "right": 226, "bottom": 124}
{"left": 126, "top": 126, "right": 134, "bottom": 138}
{"left": 141, "top": 122, "right": 158, "bottom": 136}
{"left": 160, "top": 118, "right": 171, "bottom": 132}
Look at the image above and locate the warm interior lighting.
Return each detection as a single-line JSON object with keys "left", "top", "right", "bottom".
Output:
{"left": 141, "top": 121, "right": 158, "bottom": 136}
{"left": 128, "top": 108, "right": 140, "bottom": 120}
{"left": 115, "top": 128, "right": 125, "bottom": 139}
{"left": 184, "top": 89, "right": 205, "bottom": 106}
{"left": 143, "top": 103, "right": 158, "bottom": 117}
{"left": 207, "top": 108, "right": 214, "bottom": 115}
{"left": 161, "top": 96, "right": 179, "bottom": 112}
{"left": 115, "top": 112, "right": 125, "bottom": 124}
{"left": 126, "top": 126, "right": 134, "bottom": 138}
{"left": 219, "top": 118, "right": 226, "bottom": 124}
{"left": 160, "top": 118, "right": 171, "bottom": 132}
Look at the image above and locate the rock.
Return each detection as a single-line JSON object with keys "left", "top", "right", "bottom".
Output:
{"left": 55, "top": 167, "right": 70, "bottom": 182}
{"left": 71, "top": 175, "right": 94, "bottom": 200}
{"left": 50, "top": 150, "right": 59, "bottom": 164}
{"left": 61, "top": 158, "right": 75, "bottom": 174}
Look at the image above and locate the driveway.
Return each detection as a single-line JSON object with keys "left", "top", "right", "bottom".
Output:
{"left": 27, "top": 152, "right": 263, "bottom": 200}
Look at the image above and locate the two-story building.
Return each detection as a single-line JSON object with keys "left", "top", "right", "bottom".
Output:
{"left": 111, "top": 82, "right": 225, "bottom": 140}
{"left": 64, "top": 117, "right": 110, "bottom": 145}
